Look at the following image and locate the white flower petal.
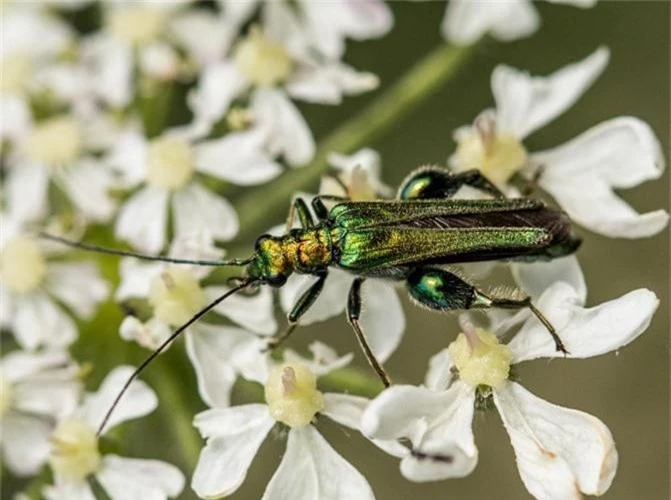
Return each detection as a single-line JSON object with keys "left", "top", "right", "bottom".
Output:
{"left": 280, "top": 270, "right": 350, "bottom": 324}
{"left": 0, "top": 413, "right": 52, "bottom": 476}
{"left": 115, "top": 186, "right": 169, "bottom": 253}
{"left": 12, "top": 364, "right": 81, "bottom": 419}
{"left": 171, "top": 11, "right": 236, "bottom": 67}
{"left": 185, "top": 324, "right": 258, "bottom": 408}
{"left": 252, "top": 88, "right": 315, "bottom": 167}
{"left": 97, "top": 455, "right": 184, "bottom": 500}
{"left": 138, "top": 43, "right": 179, "bottom": 81}
{"left": 195, "top": 130, "right": 282, "bottom": 185}
{"left": 508, "top": 282, "right": 659, "bottom": 362}
{"left": 362, "top": 383, "right": 478, "bottom": 481}
{"left": 115, "top": 258, "right": 163, "bottom": 302}
{"left": 284, "top": 341, "right": 353, "bottom": 377}
{"left": 82, "top": 34, "right": 133, "bottom": 108}
{"left": 494, "top": 47, "right": 610, "bottom": 139}
{"left": 441, "top": 0, "right": 539, "bottom": 45}
{"left": 511, "top": 255, "right": 586, "bottom": 303}
{"left": 207, "top": 285, "right": 277, "bottom": 335}
{"left": 216, "top": 0, "right": 259, "bottom": 26}
{"left": 192, "top": 405, "right": 275, "bottom": 498}
{"left": 13, "top": 293, "right": 77, "bottom": 350}
{"left": 172, "top": 183, "right": 239, "bottom": 243}
{"left": 5, "top": 161, "right": 49, "bottom": 223}
{"left": 262, "top": 426, "right": 375, "bottom": 500}
{"left": 188, "top": 62, "right": 248, "bottom": 131}
{"left": 59, "top": 159, "right": 117, "bottom": 222}
{"left": 494, "top": 381, "right": 617, "bottom": 499}
{"left": 106, "top": 126, "right": 147, "bottom": 188}
{"left": 327, "top": 148, "right": 393, "bottom": 197}
{"left": 535, "top": 117, "right": 668, "bottom": 238}
{"left": 43, "top": 480, "right": 96, "bottom": 500}
{"left": 44, "top": 262, "right": 109, "bottom": 319}
{"left": 80, "top": 365, "right": 158, "bottom": 433}
{"left": 298, "top": 0, "right": 392, "bottom": 59}
{"left": 424, "top": 347, "right": 455, "bottom": 391}
{"left": 119, "top": 316, "right": 171, "bottom": 351}
{"left": 359, "top": 280, "right": 405, "bottom": 362}
{"left": 0, "top": 95, "right": 30, "bottom": 143}
{"left": 287, "top": 63, "right": 379, "bottom": 105}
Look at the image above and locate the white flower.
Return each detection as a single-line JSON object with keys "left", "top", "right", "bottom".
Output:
{"left": 3, "top": 109, "right": 118, "bottom": 224}
{"left": 81, "top": 0, "right": 195, "bottom": 107}
{"left": 0, "top": 350, "right": 82, "bottom": 476}
{"left": 0, "top": 214, "right": 109, "bottom": 351}
{"left": 188, "top": 3, "right": 385, "bottom": 164}
{"left": 279, "top": 149, "right": 405, "bottom": 363}
{"left": 362, "top": 257, "right": 659, "bottom": 499}
{"left": 448, "top": 47, "right": 668, "bottom": 238}
{"left": 43, "top": 366, "right": 185, "bottom": 500}
{"left": 108, "top": 122, "right": 278, "bottom": 252}
{"left": 442, "top": 0, "right": 597, "bottom": 45}
{"left": 115, "top": 232, "right": 276, "bottom": 407}
{"left": 191, "top": 345, "right": 404, "bottom": 499}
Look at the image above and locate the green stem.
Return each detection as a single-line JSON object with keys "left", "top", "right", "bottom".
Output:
{"left": 235, "top": 41, "right": 478, "bottom": 242}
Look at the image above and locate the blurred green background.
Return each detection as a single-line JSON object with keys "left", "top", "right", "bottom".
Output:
{"left": 5, "top": 1, "right": 669, "bottom": 499}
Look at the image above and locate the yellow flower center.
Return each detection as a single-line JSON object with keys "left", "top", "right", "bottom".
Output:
{"left": 0, "top": 375, "right": 13, "bottom": 416}
{"left": 234, "top": 26, "right": 293, "bottom": 87}
{"left": 49, "top": 418, "right": 101, "bottom": 484}
{"left": 0, "top": 236, "right": 47, "bottom": 294}
{"left": 148, "top": 268, "right": 206, "bottom": 326}
{"left": 24, "top": 116, "right": 82, "bottom": 168}
{"left": 1, "top": 53, "right": 31, "bottom": 94}
{"left": 106, "top": 5, "right": 168, "bottom": 45}
{"left": 454, "top": 119, "right": 528, "bottom": 188}
{"left": 146, "top": 136, "right": 195, "bottom": 190}
{"left": 448, "top": 328, "right": 512, "bottom": 389}
{"left": 265, "top": 363, "right": 324, "bottom": 428}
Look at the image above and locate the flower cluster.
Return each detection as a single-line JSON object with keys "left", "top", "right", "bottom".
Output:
{"left": 1, "top": 2, "right": 667, "bottom": 500}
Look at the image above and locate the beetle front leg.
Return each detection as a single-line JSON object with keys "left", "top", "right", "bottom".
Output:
{"left": 347, "top": 278, "right": 392, "bottom": 387}
{"left": 286, "top": 197, "right": 316, "bottom": 229}
{"left": 406, "top": 267, "right": 568, "bottom": 354}
{"left": 265, "top": 271, "right": 328, "bottom": 351}
{"left": 398, "top": 166, "right": 504, "bottom": 200}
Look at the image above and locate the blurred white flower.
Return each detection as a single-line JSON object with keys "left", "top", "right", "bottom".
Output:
{"left": 108, "top": 122, "right": 282, "bottom": 252}
{"left": 362, "top": 258, "right": 659, "bottom": 499}
{"left": 43, "top": 366, "right": 184, "bottom": 500}
{"left": 215, "top": 0, "right": 393, "bottom": 60}
{"left": 279, "top": 149, "right": 405, "bottom": 363}
{"left": 0, "top": 214, "right": 109, "bottom": 351}
{"left": 115, "top": 232, "right": 276, "bottom": 407}
{"left": 449, "top": 47, "right": 668, "bottom": 238}
{"left": 82, "top": 0, "right": 195, "bottom": 108}
{"left": 442, "top": 0, "right": 597, "bottom": 45}
{"left": 189, "top": 3, "right": 384, "bottom": 165}
{"left": 0, "top": 350, "right": 82, "bottom": 476}
{"left": 191, "top": 346, "right": 404, "bottom": 499}
{"left": 4, "top": 108, "right": 118, "bottom": 224}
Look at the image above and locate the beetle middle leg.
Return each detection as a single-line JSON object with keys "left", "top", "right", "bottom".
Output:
{"left": 265, "top": 271, "right": 328, "bottom": 351}
{"left": 405, "top": 266, "right": 568, "bottom": 354}
{"left": 398, "top": 166, "right": 504, "bottom": 200}
{"left": 347, "top": 278, "right": 392, "bottom": 387}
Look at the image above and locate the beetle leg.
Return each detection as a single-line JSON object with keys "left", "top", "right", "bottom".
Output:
{"left": 347, "top": 278, "right": 392, "bottom": 387}
{"left": 406, "top": 267, "right": 568, "bottom": 354}
{"left": 311, "top": 195, "right": 349, "bottom": 220}
{"left": 264, "top": 271, "right": 328, "bottom": 351}
{"left": 398, "top": 166, "right": 504, "bottom": 200}
{"left": 286, "top": 197, "right": 316, "bottom": 229}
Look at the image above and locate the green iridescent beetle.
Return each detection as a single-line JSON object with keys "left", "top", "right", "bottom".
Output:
{"left": 244, "top": 166, "right": 579, "bottom": 385}
{"left": 43, "top": 165, "right": 580, "bottom": 433}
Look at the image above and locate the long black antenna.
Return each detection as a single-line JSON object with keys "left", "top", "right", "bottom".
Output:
{"left": 96, "top": 280, "right": 256, "bottom": 436}
{"left": 40, "top": 232, "right": 253, "bottom": 267}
